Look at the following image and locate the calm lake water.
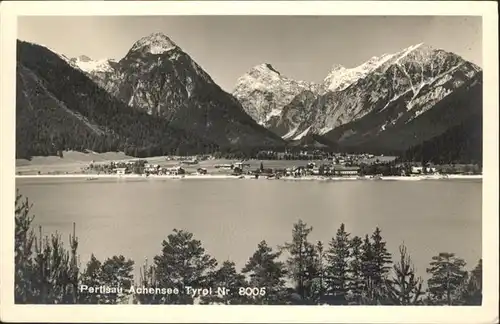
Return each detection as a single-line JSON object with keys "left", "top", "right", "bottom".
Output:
{"left": 16, "top": 177, "right": 482, "bottom": 282}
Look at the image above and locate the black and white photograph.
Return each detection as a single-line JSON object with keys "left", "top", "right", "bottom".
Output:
{"left": 0, "top": 1, "right": 498, "bottom": 323}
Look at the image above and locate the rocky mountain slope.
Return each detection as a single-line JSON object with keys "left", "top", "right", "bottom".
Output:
{"left": 16, "top": 40, "right": 218, "bottom": 159}
{"left": 72, "top": 33, "right": 284, "bottom": 150}
{"left": 323, "top": 70, "right": 482, "bottom": 154}
{"left": 233, "top": 43, "right": 482, "bottom": 157}
{"left": 232, "top": 63, "right": 320, "bottom": 126}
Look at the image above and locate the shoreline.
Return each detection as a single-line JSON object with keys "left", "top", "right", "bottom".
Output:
{"left": 15, "top": 174, "right": 483, "bottom": 181}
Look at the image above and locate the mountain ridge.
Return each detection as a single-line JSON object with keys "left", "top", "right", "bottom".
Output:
{"left": 19, "top": 36, "right": 482, "bottom": 163}
{"left": 68, "top": 32, "right": 285, "bottom": 151}
{"left": 16, "top": 40, "right": 220, "bottom": 159}
{"left": 232, "top": 42, "right": 482, "bottom": 160}
{"left": 233, "top": 63, "right": 321, "bottom": 126}
{"left": 234, "top": 42, "right": 481, "bottom": 133}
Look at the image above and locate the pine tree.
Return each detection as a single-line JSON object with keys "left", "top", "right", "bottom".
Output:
{"left": 324, "top": 223, "right": 351, "bottom": 305}
{"left": 357, "top": 228, "right": 392, "bottom": 304}
{"left": 15, "top": 191, "right": 36, "bottom": 303}
{"left": 18, "top": 213, "right": 133, "bottom": 305}
{"left": 371, "top": 227, "right": 392, "bottom": 286}
{"left": 152, "top": 229, "right": 218, "bottom": 304}
{"left": 426, "top": 252, "right": 468, "bottom": 305}
{"left": 314, "top": 241, "right": 327, "bottom": 304}
{"left": 134, "top": 258, "right": 160, "bottom": 304}
{"left": 385, "top": 244, "right": 424, "bottom": 305}
{"left": 201, "top": 261, "right": 251, "bottom": 305}
{"left": 15, "top": 192, "right": 82, "bottom": 304}
{"left": 241, "top": 240, "right": 288, "bottom": 305}
{"left": 303, "top": 242, "right": 321, "bottom": 304}
{"left": 459, "top": 259, "right": 482, "bottom": 305}
{"left": 99, "top": 256, "right": 134, "bottom": 304}
{"left": 347, "top": 235, "right": 364, "bottom": 304}
{"left": 65, "top": 223, "right": 79, "bottom": 303}
{"left": 360, "top": 234, "right": 377, "bottom": 304}
{"left": 31, "top": 228, "right": 79, "bottom": 304}
{"left": 281, "top": 220, "right": 319, "bottom": 304}
{"left": 79, "top": 254, "right": 103, "bottom": 304}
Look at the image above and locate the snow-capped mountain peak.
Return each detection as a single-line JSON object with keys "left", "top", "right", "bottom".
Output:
{"left": 233, "top": 63, "right": 319, "bottom": 124}
{"left": 392, "top": 43, "right": 428, "bottom": 64}
{"left": 329, "top": 63, "right": 346, "bottom": 72}
{"left": 76, "top": 55, "right": 92, "bottom": 62}
{"left": 70, "top": 55, "right": 117, "bottom": 74}
{"left": 129, "top": 32, "right": 178, "bottom": 55}
{"left": 261, "top": 63, "right": 280, "bottom": 74}
{"left": 322, "top": 43, "right": 436, "bottom": 92}
{"left": 233, "top": 42, "right": 482, "bottom": 144}
{"left": 323, "top": 52, "right": 397, "bottom": 92}
{"left": 247, "top": 63, "right": 282, "bottom": 77}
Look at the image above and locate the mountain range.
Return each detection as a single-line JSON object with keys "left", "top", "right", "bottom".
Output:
{"left": 16, "top": 32, "right": 482, "bottom": 163}
{"left": 68, "top": 33, "right": 283, "bottom": 149}
{"left": 232, "top": 43, "right": 482, "bottom": 162}
{"left": 16, "top": 40, "right": 223, "bottom": 159}
{"left": 16, "top": 34, "right": 284, "bottom": 159}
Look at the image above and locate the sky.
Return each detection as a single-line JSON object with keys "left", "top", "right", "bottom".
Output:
{"left": 18, "top": 16, "right": 482, "bottom": 92}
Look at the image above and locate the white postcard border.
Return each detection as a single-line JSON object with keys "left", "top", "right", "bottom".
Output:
{"left": 1, "top": 1, "right": 498, "bottom": 323}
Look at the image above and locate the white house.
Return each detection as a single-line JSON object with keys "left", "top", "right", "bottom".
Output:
{"left": 114, "top": 167, "right": 128, "bottom": 175}
{"left": 164, "top": 166, "right": 185, "bottom": 175}
{"left": 411, "top": 166, "right": 437, "bottom": 174}
{"left": 214, "top": 164, "right": 233, "bottom": 170}
{"left": 334, "top": 166, "right": 360, "bottom": 176}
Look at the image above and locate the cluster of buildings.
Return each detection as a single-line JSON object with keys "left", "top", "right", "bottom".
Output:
{"left": 214, "top": 162, "right": 251, "bottom": 171}
{"left": 143, "top": 164, "right": 186, "bottom": 176}
{"left": 268, "top": 163, "right": 360, "bottom": 177}
{"left": 112, "top": 163, "right": 209, "bottom": 176}
{"left": 87, "top": 160, "right": 146, "bottom": 174}
{"left": 256, "top": 149, "right": 394, "bottom": 164}
{"left": 409, "top": 165, "right": 438, "bottom": 175}
{"left": 165, "top": 155, "right": 212, "bottom": 162}
{"left": 85, "top": 153, "right": 459, "bottom": 178}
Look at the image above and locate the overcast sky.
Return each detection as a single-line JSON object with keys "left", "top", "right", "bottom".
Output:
{"left": 18, "top": 16, "right": 482, "bottom": 92}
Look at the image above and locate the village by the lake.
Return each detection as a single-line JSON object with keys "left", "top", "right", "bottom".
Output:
{"left": 16, "top": 149, "right": 482, "bottom": 181}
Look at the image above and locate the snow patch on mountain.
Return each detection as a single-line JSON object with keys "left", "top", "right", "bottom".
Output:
{"left": 323, "top": 53, "right": 396, "bottom": 92}
{"left": 70, "top": 55, "right": 117, "bottom": 74}
{"left": 293, "top": 126, "right": 312, "bottom": 140}
{"left": 265, "top": 108, "right": 282, "bottom": 122}
{"left": 282, "top": 126, "right": 299, "bottom": 140}
{"left": 129, "top": 32, "right": 178, "bottom": 55}
{"left": 394, "top": 43, "right": 424, "bottom": 65}
{"left": 318, "top": 126, "right": 334, "bottom": 135}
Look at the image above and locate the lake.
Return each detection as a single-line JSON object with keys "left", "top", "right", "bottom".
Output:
{"left": 15, "top": 177, "right": 482, "bottom": 283}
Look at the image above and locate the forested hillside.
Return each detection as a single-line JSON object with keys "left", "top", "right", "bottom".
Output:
{"left": 16, "top": 41, "right": 218, "bottom": 159}
{"left": 401, "top": 112, "right": 482, "bottom": 165}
